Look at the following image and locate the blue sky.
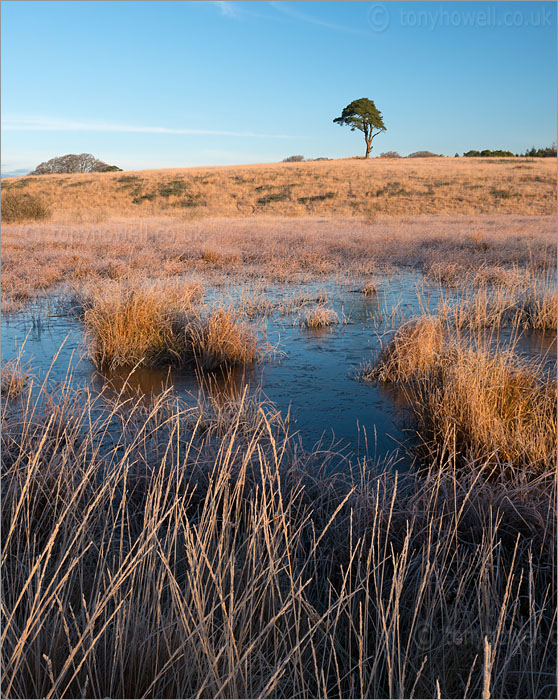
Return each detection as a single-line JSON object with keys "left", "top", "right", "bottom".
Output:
{"left": 1, "top": 1, "right": 556, "bottom": 174}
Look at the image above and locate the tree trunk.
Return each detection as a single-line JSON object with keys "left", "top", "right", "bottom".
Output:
{"left": 365, "top": 139, "right": 372, "bottom": 158}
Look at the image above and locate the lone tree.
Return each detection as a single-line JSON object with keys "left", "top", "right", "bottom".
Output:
{"left": 30, "top": 153, "right": 121, "bottom": 175}
{"left": 333, "top": 98, "right": 386, "bottom": 158}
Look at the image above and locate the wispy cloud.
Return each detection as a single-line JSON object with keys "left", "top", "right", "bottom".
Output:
{"left": 212, "top": 1, "right": 239, "bottom": 18}
{"left": 268, "top": 2, "right": 371, "bottom": 37}
{"left": 2, "top": 117, "right": 289, "bottom": 139}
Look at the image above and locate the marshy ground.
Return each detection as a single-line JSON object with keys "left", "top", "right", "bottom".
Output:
{"left": 1, "top": 157, "right": 557, "bottom": 698}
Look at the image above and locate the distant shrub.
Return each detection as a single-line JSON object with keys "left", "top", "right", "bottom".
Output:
{"left": 171, "top": 194, "right": 204, "bottom": 208}
{"left": 257, "top": 192, "right": 290, "bottom": 205}
{"left": 310, "top": 157, "right": 330, "bottom": 161}
{"left": 463, "top": 150, "right": 516, "bottom": 157}
{"left": 117, "top": 175, "right": 142, "bottom": 184}
{"left": 103, "top": 165, "right": 123, "bottom": 172}
{"left": 521, "top": 144, "right": 557, "bottom": 158}
{"left": 1, "top": 191, "right": 51, "bottom": 223}
{"left": 490, "top": 188, "right": 512, "bottom": 199}
{"left": 379, "top": 151, "right": 401, "bottom": 158}
{"left": 132, "top": 193, "right": 157, "bottom": 204}
{"left": 256, "top": 187, "right": 291, "bottom": 205}
{"left": 282, "top": 155, "right": 304, "bottom": 162}
{"left": 407, "top": 151, "right": 440, "bottom": 158}
{"left": 158, "top": 179, "right": 187, "bottom": 197}
{"left": 297, "top": 192, "right": 335, "bottom": 204}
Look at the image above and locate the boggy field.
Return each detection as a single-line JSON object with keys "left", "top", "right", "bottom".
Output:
{"left": 1, "top": 158, "right": 557, "bottom": 699}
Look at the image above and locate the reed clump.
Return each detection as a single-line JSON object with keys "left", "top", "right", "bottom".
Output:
{"left": 84, "top": 284, "right": 192, "bottom": 369}
{"left": 186, "top": 307, "right": 261, "bottom": 370}
{"left": 363, "top": 314, "right": 556, "bottom": 472}
{"left": 360, "top": 281, "right": 378, "bottom": 296}
{"left": 1, "top": 376, "right": 555, "bottom": 699}
{"left": 409, "top": 344, "right": 557, "bottom": 472}
{"left": 82, "top": 284, "right": 262, "bottom": 371}
{"left": 301, "top": 306, "right": 339, "bottom": 328}
{"left": 444, "top": 282, "right": 557, "bottom": 332}
{"left": 1, "top": 357, "right": 29, "bottom": 399}
{"left": 362, "top": 316, "right": 446, "bottom": 382}
{"left": 522, "top": 289, "right": 557, "bottom": 331}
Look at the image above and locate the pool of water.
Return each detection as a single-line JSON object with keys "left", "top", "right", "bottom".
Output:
{"left": 2, "top": 271, "right": 555, "bottom": 468}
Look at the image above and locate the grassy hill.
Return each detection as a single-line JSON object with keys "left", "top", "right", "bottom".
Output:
{"left": 2, "top": 156, "right": 556, "bottom": 223}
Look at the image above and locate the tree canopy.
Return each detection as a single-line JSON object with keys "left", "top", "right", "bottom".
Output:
{"left": 333, "top": 98, "right": 386, "bottom": 158}
{"left": 30, "top": 153, "right": 122, "bottom": 175}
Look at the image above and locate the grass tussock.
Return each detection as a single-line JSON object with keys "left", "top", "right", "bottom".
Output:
{"left": 363, "top": 315, "right": 556, "bottom": 472}
{"left": 83, "top": 284, "right": 195, "bottom": 369}
{"left": 522, "top": 289, "right": 557, "bottom": 331}
{"left": 1, "top": 190, "right": 51, "bottom": 222}
{"left": 1, "top": 376, "right": 555, "bottom": 699}
{"left": 186, "top": 307, "right": 261, "bottom": 370}
{"left": 82, "top": 283, "right": 262, "bottom": 371}
{"left": 363, "top": 316, "right": 445, "bottom": 382}
{"left": 360, "top": 281, "right": 378, "bottom": 296}
{"left": 409, "top": 345, "right": 557, "bottom": 472}
{"left": 301, "top": 306, "right": 339, "bottom": 328}
{"left": 1, "top": 357, "right": 30, "bottom": 399}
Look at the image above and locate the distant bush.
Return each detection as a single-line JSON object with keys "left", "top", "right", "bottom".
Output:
{"left": 463, "top": 145, "right": 557, "bottom": 158}
{"left": 257, "top": 191, "right": 290, "bottom": 205}
{"left": 521, "top": 144, "right": 557, "bottom": 158}
{"left": 379, "top": 151, "right": 401, "bottom": 158}
{"left": 297, "top": 192, "right": 335, "bottom": 204}
{"left": 490, "top": 188, "right": 512, "bottom": 199}
{"left": 158, "top": 179, "right": 187, "bottom": 197}
{"left": 1, "top": 191, "right": 51, "bottom": 222}
{"left": 407, "top": 151, "right": 440, "bottom": 158}
{"left": 30, "top": 153, "right": 121, "bottom": 175}
{"left": 310, "top": 157, "right": 330, "bottom": 161}
{"left": 463, "top": 150, "right": 516, "bottom": 158}
{"left": 282, "top": 155, "right": 304, "bottom": 162}
{"left": 103, "top": 165, "right": 123, "bottom": 172}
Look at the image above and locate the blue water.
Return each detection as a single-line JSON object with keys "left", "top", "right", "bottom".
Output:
{"left": 2, "top": 272, "right": 555, "bottom": 468}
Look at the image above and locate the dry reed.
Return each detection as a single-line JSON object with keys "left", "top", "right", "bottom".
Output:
{"left": 1, "top": 372, "right": 555, "bottom": 699}
{"left": 363, "top": 315, "right": 556, "bottom": 472}
{"left": 82, "top": 283, "right": 263, "bottom": 371}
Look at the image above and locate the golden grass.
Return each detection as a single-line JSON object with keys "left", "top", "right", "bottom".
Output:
{"left": 363, "top": 314, "right": 556, "bottom": 472}
{"left": 360, "top": 281, "right": 378, "bottom": 296}
{"left": 1, "top": 157, "right": 556, "bottom": 698}
{"left": 82, "top": 282, "right": 262, "bottom": 371}
{"left": 1, "top": 374, "right": 555, "bottom": 698}
{"left": 365, "top": 316, "right": 445, "bottom": 382}
{"left": 2, "top": 157, "right": 555, "bottom": 223}
{"left": 186, "top": 307, "right": 260, "bottom": 370}
{"left": 83, "top": 283, "right": 197, "bottom": 369}
{"left": 0, "top": 357, "right": 29, "bottom": 399}
{"left": 1, "top": 190, "right": 51, "bottom": 223}
{"left": 300, "top": 305, "right": 339, "bottom": 328}
{"left": 410, "top": 345, "right": 557, "bottom": 472}
{"left": 440, "top": 278, "right": 558, "bottom": 332}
